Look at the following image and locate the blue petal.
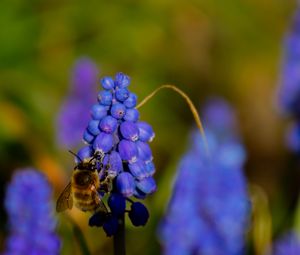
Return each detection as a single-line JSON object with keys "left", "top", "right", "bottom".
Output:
{"left": 83, "top": 129, "right": 95, "bottom": 144}
{"left": 87, "top": 120, "right": 101, "bottom": 136}
{"left": 120, "top": 121, "right": 139, "bottom": 141}
{"left": 116, "top": 88, "right": 130, "bottom": 101}
{"left": 76, "top": 146, "right": 94, "bottom": 163}
{"left": 110, "top": 103, "right": 126, "bottom": 119}
{"left": 100, "top": 76, "right": 115, "bottom": 90}
{"left": 128, "top": 202, "right": 149, "bottom": 226}
{"left": 98, "top": 90, "right": 113, "bottom": 106}
{"left": 90, "top": 104, "right": 108, "bottom": 120}
{"left": 103, "top": 151, "right": 123, "bottom": 177}
{"left": 116, "top": 172, "right": 136, "bottom": 197}
{"left": 100, "top": 116, "right": 118, "bottom": 134}
{"left": 115, "top": 72, "right": 130, "bottom": 88}
{"left": 145, "top": 161, "right": 156, "bottom": 176}
{"left": 128, "top": 160, "right": 148, "bottom": 180}
{"left": 136, "top": 176, "right": 157, "bottom": 194}
{"left": 118, "top": 140, "right": 138, "bottom": 163}
{"left": 124, "top": 93, "right": 137, "bottom": 108}
{"left": 93, "top": 132, "right": 114, "bottom": 153}
{"left": 136, "top": 141, "right": 153, "bottom": 162}
{"left": 137, "top": 121, "right": 155, "bottom": 142}
{"left": 124, "top": 108, "right": 140, "bottom": 122}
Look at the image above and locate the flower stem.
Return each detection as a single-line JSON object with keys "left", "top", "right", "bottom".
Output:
{"left": 137, "top": 84, "right": 210, "bottom": 157}
{"left": 249, "top": 184, "right": 272, "bottom": 255}
{"left": 113, "top": 214, "right": 126, "bottom": 255}
{"left": 67, "top": 216, "right": 91, "bottom": 255}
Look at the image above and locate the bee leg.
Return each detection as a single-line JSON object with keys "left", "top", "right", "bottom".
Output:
{"left": 100, "top": 176, "right": 113, "bottom": 193}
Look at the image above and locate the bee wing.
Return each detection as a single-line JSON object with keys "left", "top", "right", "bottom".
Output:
{"left": 93, "top": 188, "right": 108, "bottom": 213}
{"left": 98, "top": 199, "right": 108, "bottom": 213}
{"left": 56, "top": 182, "right": 73, "bottom": 212}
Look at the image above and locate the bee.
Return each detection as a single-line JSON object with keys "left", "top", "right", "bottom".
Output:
{"left": 56, "top": 151, "right": 109, "bottom": 213}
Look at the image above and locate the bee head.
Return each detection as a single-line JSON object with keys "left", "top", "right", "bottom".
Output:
{"left": 75, "top": 161, "right": 97, "bottom": 171}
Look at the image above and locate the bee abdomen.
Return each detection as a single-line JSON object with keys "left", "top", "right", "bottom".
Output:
{"left": 75, "top": 200, "right": 100, "bottom": 211}
{"left": 73, "top": 191, "right": 91, "bottom": 200}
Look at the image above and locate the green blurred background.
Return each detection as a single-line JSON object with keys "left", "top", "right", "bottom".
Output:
{"left": 0, "top": 0, "right": 298, "bottom": 254}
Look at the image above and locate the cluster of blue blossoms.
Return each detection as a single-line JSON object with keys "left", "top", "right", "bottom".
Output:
{"left": 271, "top": 232, "right": 300, "bottom": 255}
{"left": 76, "top": 72, "right": 156, "bottom": 236}
{"left": 159, "top": 98, "right": 250, "bottom": 255}
{"left": 4, "top": 169, "right": 60, "bottom": 254}
{"left": 278, "top": 8, "right": 300, "bottom": 152}
{"left": 57, "top": 58, "right": 99, "bottom": 148}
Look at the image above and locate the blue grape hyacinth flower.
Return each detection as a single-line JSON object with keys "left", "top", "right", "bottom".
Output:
{"left": 270, "top": 232, "right": 300, "bottom": 255}
{"left": 76, "top": 72, "right": 155, "bottom": 236}
{"left": 159, "top": 98, "right": 250, "bottom": 255}
{"left": 57, "top": 58, "right": 99, "bottom": 148}
{"left": 278, "top": 9, "right": 300, "bottom": 153}
{"left": 3, "top": 168, "right": 60, "bottom": 255}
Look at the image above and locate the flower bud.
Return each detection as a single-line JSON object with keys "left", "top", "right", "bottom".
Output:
{"left": 136, "top": 141, "right": 153, "bottom": 162}
{"left": 111, "top": 103, "right": 126, "bottom": 119}
{"left": 103, "top": 216, "right": 118, "bottom": 236}
{"left": 145, "top": 161, "right": 155, "bottom": 176}
{"left": 87, "top": 120, "right": 101, "bottom": 136}
{"left": 76, "top": 146, "right": 93, "bottom": 163}
{"left": 133, "top": 189, "right": 146, "bottom": 199}
{"left": 137, "top": 121, "right": 155, "bottom": 142}
{"left": 124, "top": 108, "right": 140, "bottom": 122}
{"left": 116, "top": 88, "right": 130, "bottom": 101}
{"left": 83, "top": 129, "right": 95, "bottom": 144}
{"left": 116, "top": 172, "right": 136, "bottom": 197}
{"left": 93, "top": 132, "right": 114, "bottom": 153}
{"left": 100, "top": 116, "right": 118, "bottom": 133}
{"left": 91, "top": 104, "right": 107, "bottom": 120}
{"left": 120, "top": 121, "right": 139, "bottom": 141}
{"left": 136, "top": 176, "right": 156, "bottom": 194}
{"left": 124, "top": 93, "right": 137, "bottom": 108}
{"left": 103, "top": 151, "right": 123, "bottom": 177}
{"left": 89, "top": 211, "right": 108, "bottom": 227}
{"left": 100, "top": 76, "right": 115, "bottom": 90}
{"left": 128, "top": 160, "right": 148, "bottom": 180}
{"left": 98, "top": 90, "right": 112, "bottom": 105}
{"left": 108, "top": 193, "right": 126, "bottom": 216}
{"left": 128, "top": 202, "right": 149, "bottom": 226}
{"left": 115, "top": 72, "right": 130, "bottom": 88}
{"left": 118, "top": 140, "right": 138, "bottom": 163}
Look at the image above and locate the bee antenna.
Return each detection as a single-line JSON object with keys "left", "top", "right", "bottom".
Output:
{"left": 68, "top": 150, "right": 83, "bottom": 163}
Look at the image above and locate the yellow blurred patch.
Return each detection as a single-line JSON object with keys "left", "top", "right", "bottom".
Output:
{"left": 0, "top": 101, "right": 28, "bottom": 139}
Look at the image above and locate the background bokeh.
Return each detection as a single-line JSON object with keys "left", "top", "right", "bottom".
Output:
{"left": 0, "top": 0, "right": 298, "bottom": 254}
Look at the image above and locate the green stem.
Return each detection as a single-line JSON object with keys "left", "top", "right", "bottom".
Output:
{"left": 250, "top": 184, "right": 272, "bottom": 255}
{"left": 67, "top": 216, "right": 91, "bottom": 255}
{"left": 113, "top": 214, "right": 126, "bottom": 255}
{"left": 137, "top": 84, "right": 210, "bottom": 157}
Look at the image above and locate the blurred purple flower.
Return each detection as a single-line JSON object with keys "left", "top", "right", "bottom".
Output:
{"left": 286, "top": 122, "right": 300, "bottom": 152}
{"left": 271, "top": 232, "right": 300, "bottom": 255}
{"left": 3, "top": 168, "right": 60, "bottom": 254}
{"left": 278, "top": 9, "right": 300, "bottom": 116}
{"left": 159, "top": 98, "right": 250, "bottom": 255}
{"left": 56, "top": 57, "right": 99, "bottom": 148}
{"left": 277, "top": 9, "right": 300, "bottom": 153}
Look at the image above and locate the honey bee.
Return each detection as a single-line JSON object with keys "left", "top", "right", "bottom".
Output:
{"left": 56, "top": 152, "right": 109, "bottom": 213}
